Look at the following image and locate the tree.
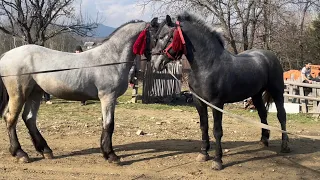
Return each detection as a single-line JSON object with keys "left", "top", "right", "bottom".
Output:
{"left": 303, "top": 14, "right": 320, "bottom": 65}
{"left": 141, "top": 0, "right": 267, "bottom": 54}
{"left": 269, "top": 0, "right": 320, "bottom": 69}
{"left": 141, "top": 0, "right": 320, "bottom": 70}
{"left": 0, "top": 0, "right": 97, "bottom": 46}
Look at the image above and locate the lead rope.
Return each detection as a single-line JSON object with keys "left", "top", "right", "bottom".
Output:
{"left": 0, "top": 59, "right": 149, "bottom": 77}
{"left": 167, "top": 70, "right": 320, "bottom": 140}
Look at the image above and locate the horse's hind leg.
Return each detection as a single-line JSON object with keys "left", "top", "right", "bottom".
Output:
{"left": 99, "top": 93, "right": 119, "bottom": 163}
{"left": 269, "top": 92, "right": 290, "bottom": 153}
{"left": 22, "top": 88, "right": 53, "bottom": 159}
{"left": 3, "top": 96, "right": 29, "bottom": 162}
{"left": 252, "top": 94, "right": 270, "bottom": 147}
{"left": 211, "top": 102, "right": 224, "bottom": 170}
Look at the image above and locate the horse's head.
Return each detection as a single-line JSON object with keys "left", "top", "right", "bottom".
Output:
{"left": 133, "top": 17, "right": 161, "bottom": 61}
{"left": 151, "top": 15, "right": 187, "bottom": 71}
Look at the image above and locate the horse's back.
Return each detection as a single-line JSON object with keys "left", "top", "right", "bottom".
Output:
{"left": 0, "top": 44, "right": 66, "bottom": 72}
{"left": 239, "top": 49, "right": 284, "bottom": 91}
{"left": 210, "top": 49, "right": 284, "bottom": 102}
{"left": 239, "top": 49, "right": 282, "bottom": 70}
{"left": 0, "top": 44, "right": 130, "bottom": 101}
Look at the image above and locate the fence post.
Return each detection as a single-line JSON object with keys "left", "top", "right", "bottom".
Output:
{"left": 299, "top": 86, "right": 307, "bottom": 113}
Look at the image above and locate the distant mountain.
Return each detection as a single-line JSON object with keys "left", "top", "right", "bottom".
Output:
{"left": 92, "top": 24, "right": 116, "bottom": 38}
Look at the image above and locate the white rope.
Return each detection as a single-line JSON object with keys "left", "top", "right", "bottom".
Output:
{"left": 167, "top": 70, "right": 320, "bottom": 140}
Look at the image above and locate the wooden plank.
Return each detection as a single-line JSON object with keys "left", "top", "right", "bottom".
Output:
{"left": 142, "top": 61, "right": 183, "bottom": 103}
{"left": 299, "top": 86, "right": 307, "bottom": 113}
{"left": 284, "top": 91, "right": 289, "bottom": 103}
{"left": 284, "top": 80, "right": 320, "bottom": 88}
{"left": 283, "top": 94, "right": 320, "bottom": 101}
{"left": 288, "top": 85, "right": 294, "bottom": 103}
{"left": 312, "top": 104, "right": 320, "bottom": 117}
{"left": 312, "top": 88, "right": 317, "bottom": 112}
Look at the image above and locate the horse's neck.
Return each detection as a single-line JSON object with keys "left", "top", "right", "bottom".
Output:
{"left": 182, "top": 23, "right": 228, "bottom": 72}
{"left": 187, "top": 37, "right": 228, "bottom": 72}
{"left": 95, "top": 22, "right": 146, "bottom": 62}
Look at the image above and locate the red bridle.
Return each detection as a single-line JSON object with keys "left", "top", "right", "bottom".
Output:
{"left": 157, "top": 21, "right": 187, "bottom": 60}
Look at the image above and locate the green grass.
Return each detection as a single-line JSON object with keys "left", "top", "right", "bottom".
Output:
{"left": 226, "top": 106, "right": 319, "bottom": 124}
{"left": 47, "top": 89, "right": 318, "bottom": 124}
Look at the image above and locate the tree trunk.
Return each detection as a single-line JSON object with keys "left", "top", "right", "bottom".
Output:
{"left": 298, "top": 1, "right": 310, "bottom": 67}
{"left": 263, "top": 0, "right": 270, "bottom": 50}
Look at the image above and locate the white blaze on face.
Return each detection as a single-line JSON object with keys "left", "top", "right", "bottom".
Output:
{"left": 152, "top": 55, "right": 165, "bottom": 71}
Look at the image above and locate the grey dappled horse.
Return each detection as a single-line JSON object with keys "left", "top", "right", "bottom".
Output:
{"left": 151, "top": 13, "right": 290, "bottom": 170}
{"left": 0, "top": 19, "right": 159, "bottom": 163}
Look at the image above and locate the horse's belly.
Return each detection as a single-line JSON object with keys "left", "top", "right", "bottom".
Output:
{"left": 44, "top": 86, "right": 98, "bottom": 101}
{"left": 33, "top": 76, "right": 98, "bottom": 100}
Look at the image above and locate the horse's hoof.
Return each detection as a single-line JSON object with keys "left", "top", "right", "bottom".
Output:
{"left": 212, "top": 160, "right": 223, "bottom": 170}
{"left": 108, "top": 153, "right": 120, "bottom": 164}
{"left": 15, "top": 150, "right": 30, "bottom": 163}
{"left": 196, "top": 153, "right": 210, "bottom": 162}
{"left": 43, "top": 152, "right": 54, "bottom": 159}
{"left": 16, "top": 156, "right": 30, "bottom": 163}
{"left": 281, "top": 146, "right": 291, "bottom": 153}
{"left": 259, "top": 139, "right": 269, "bottom": 147}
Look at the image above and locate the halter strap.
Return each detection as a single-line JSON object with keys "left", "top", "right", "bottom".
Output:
{"left": 162, "top": 21, "right": 187, "bottom": 60}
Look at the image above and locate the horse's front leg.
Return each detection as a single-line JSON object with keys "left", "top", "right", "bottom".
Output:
{"left": 211, "top": 103, "right": 224, "bottom": 170}
{"left": 194, "top": 99, "right": 210, "bottom": 162}
{"left": 99, "top": 94, "right": 120, "bottom": 163}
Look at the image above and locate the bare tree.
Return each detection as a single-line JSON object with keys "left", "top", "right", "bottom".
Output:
{"left": 141, "top": 0, "right": 266, "bottom": 54}
{"left": 141, "top": 0, "right": 320, "bottom": 70}
{"left": 0, "top": 0, "right": 97, "bottom": 46}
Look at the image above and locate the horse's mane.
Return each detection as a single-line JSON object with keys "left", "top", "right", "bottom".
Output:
{"left": 102, "top": 20, "right": 144, "bottom": 43}
{"left": 177, "top": 12, "right": 225, "bottom": 48}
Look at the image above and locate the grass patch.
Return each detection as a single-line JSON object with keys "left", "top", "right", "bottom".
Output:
{"left": 45, "top": 89, "right": 318, "bottom": 124}
{"left": 226, "top": 106, "right": 318, "bottom": 124}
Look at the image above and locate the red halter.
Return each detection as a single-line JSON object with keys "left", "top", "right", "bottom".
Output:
{"left": 163, "top": 21, "right": 187, "bottom": 60}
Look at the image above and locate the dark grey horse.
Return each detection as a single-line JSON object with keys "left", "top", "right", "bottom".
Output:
{"left": 151, "top": 13, "right": 290, "bottom": 170}
{"left": 0, "top": 18, "right": 159, "bottom": 163}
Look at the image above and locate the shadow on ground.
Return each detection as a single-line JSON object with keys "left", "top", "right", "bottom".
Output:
{"left": 53, "top": 138, "right": 319, "bottom": 171}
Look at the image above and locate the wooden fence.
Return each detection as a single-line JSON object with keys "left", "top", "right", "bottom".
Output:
{"left": 142, "top": 61, "right": 182, "bottom": 103}
{"left": 284, "top": 80, "right": 320, "bottom": 115}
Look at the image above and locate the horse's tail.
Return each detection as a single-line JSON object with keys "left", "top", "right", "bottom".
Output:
{"left": 0, "top": 53, "right": 9, "bottom": 117}
{"left": 262, "top": 91, "right": 273, "bottom": 112}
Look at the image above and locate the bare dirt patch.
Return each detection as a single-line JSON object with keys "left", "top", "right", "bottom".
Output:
{"left": 0, "top": 101, "right": 319, "bottom": 180}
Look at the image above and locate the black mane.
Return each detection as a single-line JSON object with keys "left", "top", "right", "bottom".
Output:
{"left": 177, "top": 12, "right": 225, "bottom": 48}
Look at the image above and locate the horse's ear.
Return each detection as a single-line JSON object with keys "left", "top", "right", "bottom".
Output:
{"left": 150, "top": 17, "right": 159, "bottom": 28}
{"left": 166, "top": 15, "right": 173, "bottom": 26}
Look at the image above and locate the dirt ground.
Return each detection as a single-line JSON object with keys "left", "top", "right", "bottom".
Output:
{"left": 0, "top": 101, "right": 319, "bottom": 180}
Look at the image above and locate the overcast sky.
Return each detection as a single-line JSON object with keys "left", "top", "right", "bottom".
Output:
{"left": 79, "top": 0, "right": 154, "bottom": 27}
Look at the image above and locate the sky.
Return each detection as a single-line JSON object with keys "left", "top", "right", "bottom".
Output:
{"left": 79, "top": 0, "right": 155, "bottom": 28}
